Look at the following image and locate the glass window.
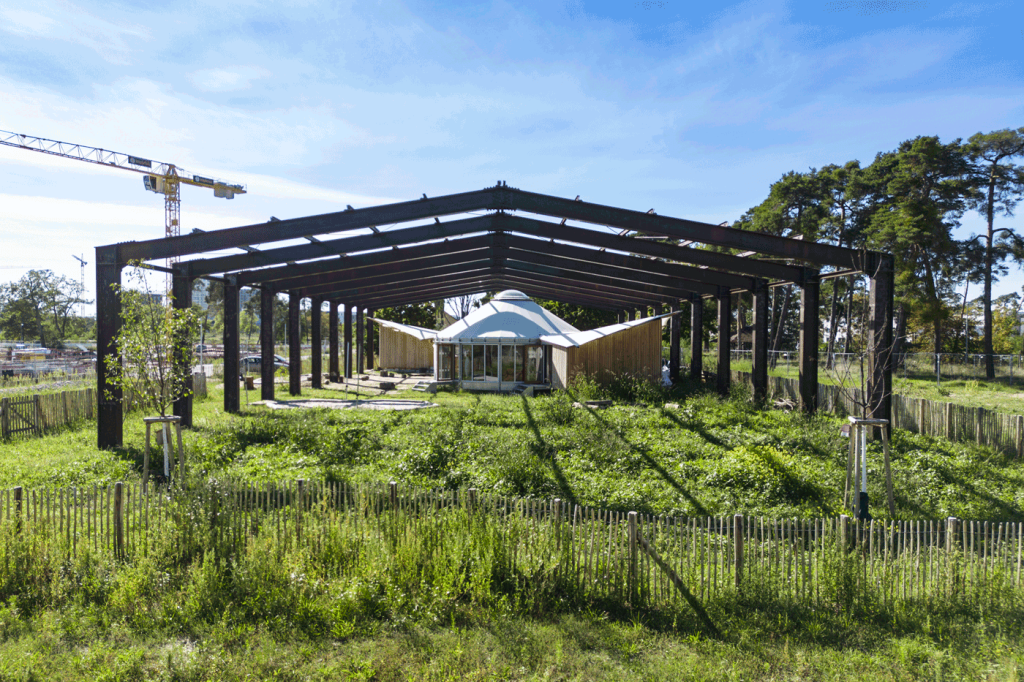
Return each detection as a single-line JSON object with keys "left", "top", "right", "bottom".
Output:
{"left": 473, "top": 345, "right": 485, "bottom": 380}
{"left": 438, "top": 345, "right": 454, "bottom": 380}
{"left": 461, "top": 345, "right": 472, "bottom": 380}
{"left": 484, "top": 344, "right": 499, "bottom": 381}
{"left": 526, "top": 346, "right": 545, "bottom": 383}
{"left": 501, "top": 344, "right": 516, "bottom": 382}
{"left": 515, "top": 345, "right": 525, "bottom": 382}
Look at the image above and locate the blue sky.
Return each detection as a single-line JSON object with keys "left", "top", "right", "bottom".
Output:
{"left": 1, "top": 0, "right": 1022, "bottom": 314}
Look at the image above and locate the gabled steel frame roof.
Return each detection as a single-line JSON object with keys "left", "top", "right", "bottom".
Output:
{"left": 100, "top": 182, "right": 883, "bottom": 313}
{"left": 95, "top": 182, "right": 896, "bottom": 451}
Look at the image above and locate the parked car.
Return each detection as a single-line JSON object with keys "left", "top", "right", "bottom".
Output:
{"left": 241, "top": 355, "right": 289, "bottom": 371}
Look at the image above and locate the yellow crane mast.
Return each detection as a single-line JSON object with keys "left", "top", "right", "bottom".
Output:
{"left": 0, "top": 129, "right": 247, "bottom": 287}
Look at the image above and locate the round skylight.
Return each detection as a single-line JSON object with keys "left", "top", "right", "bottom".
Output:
{"left": 492, "top": 290, "right": 531, "bottom": 301}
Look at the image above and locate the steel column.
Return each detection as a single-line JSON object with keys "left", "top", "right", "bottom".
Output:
{"left": 669, "top": 302, "right": 680, "bottom": 381}
{"left": 366, "top": 309, "right": 375, "bottom": 371}
{"left": 343, "top": 305, "right": 352, "bottom": 378}
{"left": 799, "top": 274, "right": 819, "bottom": 413}
{"left": 311, "top": 297, "right": 323, "bottom": 389}
{"left": 356, "top": 308, "right": 364, "bottom": 374}
{"left": 868, "top": 257, "right": 895, "bottom": 428}
{"left": 617, "top": 311, "right": 624, "bottom": 324}
{"left": 223, "top": 279, "right": 240, "bottom": 413}
{"left": 328, "top": 300, "right": 339, "bottom": 382}
{"left": 288, "top": 292, "right": 301, "bottom": 396}
{"left": 752, "top": 281, "right": 769, "bottom": 404}
{"left": 260, "top": 287, "right": 275, "bottom": 401}
{"left": 653, "top": 303, "right": 663, "bottom": 317}
{"left": 171, "top": 265, "right": 193, "bottom": 427}
{"left": 95, "top": 249, "right": 122, "bottom": 448}
{"left": 690, "top": 297, "right": 703, "bottom": 382}
{"left": 717, "top": 291, "right": 731, "bottom": 396}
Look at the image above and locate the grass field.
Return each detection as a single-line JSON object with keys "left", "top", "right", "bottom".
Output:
{"left": 1, "top": 382, "right": 1023, "bottom": 680}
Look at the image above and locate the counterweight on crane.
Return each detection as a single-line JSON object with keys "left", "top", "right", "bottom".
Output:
{"left": 0, "top": 129, "right": 246, "bottom": 289}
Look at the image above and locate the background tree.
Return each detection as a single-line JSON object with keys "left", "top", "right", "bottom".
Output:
{"left": 0, "top": 269, "right": 89, "bottom": 347}
{"left": 375, "top": 303, "right": 437, "bottom": 329}
{"left": 447, "top": 295, "right": 478, "bottom": 320}
{"left": 105, "top": 266, "right": 199, "bottom": 418}
{"left": 861, "top": 136, "right": 973, "bottom": 354}
{"left": 965, "top": 127, "right": 1024, "bottom": 378}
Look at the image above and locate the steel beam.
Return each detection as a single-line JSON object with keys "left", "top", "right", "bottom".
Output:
{"left": 752, "top": 280, "right": 769, "bottom": 404}
{"left": 172, "top": 265, "right": 193, "bottom": 427}
{"left": 224, "top": 278, "right": 240, "bottom": 413}
{"left": 502, "top": 261, "right": 682, "bottom": 303}
{"left": 799, "top": 275, "right": 819, "bottom": 413}
{"left": 255, "top": 247, "right": 490, "bottom": 292}
{"left": 508, "top": 189, "right": 867, "bottom": 270}
{"left": 328, "top": 300, "right": 339, "bottom": 381}
{"left": 343, "top": 304, "right": 352, "bottom": 379}
{"left": 298, "top": 260, "right": 491, "bottom": 299}
{"left": 260, "top": 288, "right": 276, "bottom": 401}
{"left": 235, "top": 234, "right": 493, "bottom": 285}
{"left": 311, "top": 297, "right": 323, "bottom": 389}
{"left": 288, "top": 292, "right": 301, "bottom": 396}
{"left": 95, "top": 247, "right": 122, "bottom": 448}
{"left": 120, "top": 188, "right": 499, "bottom": 263}
{"left": 501, "top": 233, "right": 756, "bottom": 292}
{"left": 717, "top": 291, "right": 731, "bottom": 396}
{"left": 868, "top": 256, "right": 895, "bottom": 429}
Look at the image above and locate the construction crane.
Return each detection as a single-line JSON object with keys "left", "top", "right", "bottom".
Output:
{"left": 72, "top": 254, "right": 87, "bottom": 317}
{"left": 0, "top": 129, "right": 247, "bottom": 290}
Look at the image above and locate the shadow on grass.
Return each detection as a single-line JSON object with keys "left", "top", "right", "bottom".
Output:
{"left": 520, "top": 396, "right": 579, "bottom": 507}
{"left": 575, "top": 399, "right": 708, "bottom": 516}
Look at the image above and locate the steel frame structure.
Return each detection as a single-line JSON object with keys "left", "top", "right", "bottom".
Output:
{"left": 95, "top": 182, "right": 893, "bottom": 448}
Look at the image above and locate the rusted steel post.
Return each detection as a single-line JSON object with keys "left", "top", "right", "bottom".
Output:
{"left": 328, "top": 300, "right": 340, "bottom": 382}
{"left": 171, "top": 263, "right": 193, "bottom": 427}
{"left": 799, "top": 272, "right": 820, "bottom": 413}
{"left": 260, "top": 287, "right": 276, "bottom": 401}
{"left": 343, "top": 304, "right": 353, "bottom": 379}
{"left": 717, "top": 290, "right": 731, "bottom": 396}
{"left": 356, "top": 307, "right": 364, "bottom": 374}
{"left": 288, "top": 292, "right": 301, "bottom": 396}
{"left": 95, "top": 246, "right": 123, "bottom": 448}
{"left": 310, "top": 297, "right": 323, "bottom": 389}
{"left": 690, "top": 295, "right": 703, "bottom": 382}
{"left": 669, "top": 302, "right": 681, "bottom": 381}
{"left": 223, "top": 278, "right": 240, "bottom": 413}
{"left": 868, "top": 255, "right": 895, "bottom": 432}
{"left": 752, "top": 280, "right": 769, "bottom": 403}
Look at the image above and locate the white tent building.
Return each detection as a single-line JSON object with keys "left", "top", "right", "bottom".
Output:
{"left": 371, "top": 290, "right": 669, "bottom": 391}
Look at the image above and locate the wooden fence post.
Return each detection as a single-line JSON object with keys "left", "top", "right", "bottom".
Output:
{"left": 86, "top": 388, "right": 93, "bottom": 420}
{"left": 628, "top": 511, "right": 638, "bottom": 606}
{"left": 114, "top": 482, "right": 124, "bottom": 558}
{"left": 945, "top": 403, "right": 954, "bottom": 440}
{"left": 1, "top": 398, "right": 8, "bottom": 440}
{"left": 840, "top": 515, "right": 849, "bottom": 552}
{"left": 734, "top": 514, "right": 744, "bottom": 589}
{"left": 554, "top": 498, "right": 562, "bottom": 550}
{"left": 13, "top": 487, "right": 22, "bottom": 534}
{"left": 917, "top": 399, "right": 925, "bottom": 435}
{"left": 296, "top": 479, "right": 304, "bottom": 542}
{"left": 946, "top": 517, "right": 959, "bottom": 596}
{"left": 33, "top": 394, "right": 41, "bottom": 435}
{"left": 976, "top": 407, "right": 984, "bottom": 446}
{"left": 389, "top": 480, "right": 398, "bottom": 509}
{"left": 1016, "top": 415, "right": 1023, "bottom": 459}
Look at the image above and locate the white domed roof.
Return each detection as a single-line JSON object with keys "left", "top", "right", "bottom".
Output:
{"left": 436, "top": 293, "right": 578, "bottom": 342}
{"left": 492, "top": 289, "right": 530, "bottom": 301}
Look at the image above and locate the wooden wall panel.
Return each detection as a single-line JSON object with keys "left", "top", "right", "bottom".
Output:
{"left": 378, "top": 326, "right": 434, "bottom": 371}
{"left": 564, "top": 320, "right": 662, "bottom": 386}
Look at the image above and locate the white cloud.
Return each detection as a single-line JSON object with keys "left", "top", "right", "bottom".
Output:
{"left": 187, "top": 66, "right": 272, "bottom": 92}
{"left": 0, "top": 0, "right": 148, "bottom": 64}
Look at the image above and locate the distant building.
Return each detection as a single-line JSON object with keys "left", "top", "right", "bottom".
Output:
{"left": 373, "top": 290, "right": 667, "bottom": 391}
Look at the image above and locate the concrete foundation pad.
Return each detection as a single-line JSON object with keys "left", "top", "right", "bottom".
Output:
{"left": 253, "top": 398, "right": 439, "bottom": 411}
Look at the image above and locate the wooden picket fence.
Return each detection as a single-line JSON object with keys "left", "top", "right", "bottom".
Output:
{"left": 0, "top": 372, "right": 208, "bottom": 441}
{"left": 733, "top": 371, "right": 1024, "bottom": 457}
{"left": 2, "top": 480, "right": 1021, "bottom": 611}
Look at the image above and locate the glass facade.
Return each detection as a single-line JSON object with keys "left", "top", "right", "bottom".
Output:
{"left": 451, "top": 343, "right": 547, "bottom": 385}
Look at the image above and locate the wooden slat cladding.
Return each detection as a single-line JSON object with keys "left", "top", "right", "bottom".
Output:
{"left": 378, "top": 325, "right": 434, "bottom": 372}
{"left": 557, "top": 319, "right": 663, "bottom": 388}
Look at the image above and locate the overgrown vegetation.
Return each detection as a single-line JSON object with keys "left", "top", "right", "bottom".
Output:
{"left": 2, "top": 383, "right": 1024, "bottom": 678}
